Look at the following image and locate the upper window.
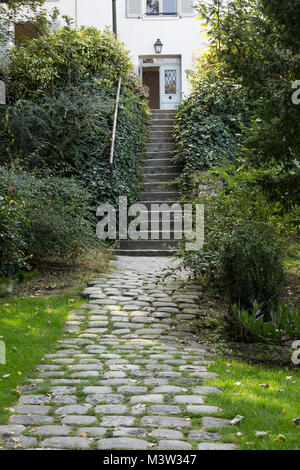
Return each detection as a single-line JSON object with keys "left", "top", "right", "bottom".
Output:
{"left": 146, "top": 0, "right": 177, "bottom": 16}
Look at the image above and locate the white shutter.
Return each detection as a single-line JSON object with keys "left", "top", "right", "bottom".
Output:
{"left": 127, "top": 0, "right": 142, "bottom": 17}
{"left": 180, "top": 0, "right": 195, "bottom": 17}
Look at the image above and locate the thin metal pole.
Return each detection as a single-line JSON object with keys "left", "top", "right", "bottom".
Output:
{"left": 109, "top": 75, "right": 122, "bottom": 186}
{"left": 112, "top": 0, "right": 117, "bottom": 37}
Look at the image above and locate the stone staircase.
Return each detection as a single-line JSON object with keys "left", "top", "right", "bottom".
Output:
{"left": 116, "top": 109, "right": 182, "bottom": 256}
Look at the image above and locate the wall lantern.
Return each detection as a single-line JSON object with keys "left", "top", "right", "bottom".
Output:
{"left": 154, "top": 38, "right": 163, "bottom": 54}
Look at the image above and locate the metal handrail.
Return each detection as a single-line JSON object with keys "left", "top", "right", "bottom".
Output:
{"left": 109, "top": 75, "right": 122, "bottom": 186}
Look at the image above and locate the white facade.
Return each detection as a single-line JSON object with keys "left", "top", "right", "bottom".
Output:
{"left": 44, "top": 0, "right": 207, "bottom": 108}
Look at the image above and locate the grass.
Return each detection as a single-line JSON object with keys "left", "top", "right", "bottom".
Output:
{"left": 0, "top": 248, "right": 112, "bottom": 425}
{"left": 204, "top": 358, "right": 300, "bottom": 450}
{"left": 0, "top": 293, "right": 84, "bottom": 424}
{"left": 10, "top": 248, "right": 114, "bottom": 297}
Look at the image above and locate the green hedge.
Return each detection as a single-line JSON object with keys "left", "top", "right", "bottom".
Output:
{"left": 0, "top": 167, "right": 96, "bottom": 275}
{"left": 173, "top": 74, "right": 248, "bottom": 172}
{"left": 4, "top": 26, "right": 136, "bottom": 100}
{"left": 1, "top": 82, "right": 149, "bottom": 206}
{"left": 0, "top": 26, "right": 149, "bottom": 207}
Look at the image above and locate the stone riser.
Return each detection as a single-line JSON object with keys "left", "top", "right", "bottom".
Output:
{"left": 142, "top": 192, "right": 179, "bottom": 202}
{"left": 144, "top": 159, "right": 175, "bottom": 167}
{"left": 147, "top": 144, "right": 175, "bottom": 152}
{"left": 143, "top": 182, "right": 178, "bottom": 191}
{"left": 144, "top": 174, "right": 179, "bottom": 183}
{"left": 144, "top": 166, "right": 181, "bottom": 175}
{"left": 114, "top": 249, "right": 175, "bottom": 256}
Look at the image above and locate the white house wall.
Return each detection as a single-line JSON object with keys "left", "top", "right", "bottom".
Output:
{"left": 44, "top": 0, "right": 208, "bottom": 97}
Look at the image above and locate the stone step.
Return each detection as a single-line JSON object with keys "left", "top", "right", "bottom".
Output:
{"left": 118, "top": 240, "right": 179, "bottom": 250}
{"left": 150, "top": 109, "right": 177, "bottom": 113}
{"left": 149, "top": 130, "right": 173, "bottom": 138}
{"left": 139, "top": 201, "right": 180, "bottom": 210}
{"left": 143, "top": 182, "right": 178, "bottom": 191}
{"left": 150, "top": 119, "right": 175, "bottom": 126}
{"left": 144, "top": 173, "right": 179, "bottom": 183}
{"left": 115, "top": 249, "right": 175, "bottom": 257}
{"left": 147, "top": 142, "right": 175, "bottom": 152}
{"left": 142, "top": 191, "right": 179, "bottom": 201}
{"left": 138, "top": 231, "right": 184, "bottom": 239}
{"left": 145, "top": 151, "right": 173, "bottom": 158}
{"left": 145, "top": 158, "right": 174, "bottom": 167}
{"left": 144, "top": 166, "right": 181, "bottom": 175}
{"left": 150, "top": 125, "right": 174, "bottom": 132}
{"left": 150, "top": 114, "right": 176, "bottom": 120}
{"left": 149, "top": 137, "right": 174, "bottom": 143}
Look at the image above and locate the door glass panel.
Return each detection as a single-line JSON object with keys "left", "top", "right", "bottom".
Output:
{"left": 146, "top": 0, "right": 159, "bottom": 14}
{"left": 163, "top": 0, "right": 176, "bottom": 15}
{"left": 165, "top": 70, "right": 176, "bottom": 94}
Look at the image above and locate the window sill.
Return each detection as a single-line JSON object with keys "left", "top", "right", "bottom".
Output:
{"left": 142, "top": 15, "right": 180, "bottom": 21}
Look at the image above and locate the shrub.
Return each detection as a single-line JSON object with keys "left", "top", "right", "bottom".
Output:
{"left": 218, "top": 223, "right": 285, "bottom": 313}
{"left": 173, "top": 63, "right": 248, "bottom": 172}
{"left": 4, "top": 26, "right": 135, "bottom": 100}
{"left": 176, "top": 167, "right": 288, "bottom": 314}
{"left": 0, "top": 167, "right": 96, "bottom": 265}
{"left": 0, "top": 82, "right": 149, "bottom": 206}
{"left": 0, "top": 193, "right": 29, "bottom": 277}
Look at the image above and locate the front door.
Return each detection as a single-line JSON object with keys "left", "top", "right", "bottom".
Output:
{"left": 160, "top": 65, "right": 181, "bottom": 110}
{"left": 143, "top": 67, "right": 160, "bottom": 109}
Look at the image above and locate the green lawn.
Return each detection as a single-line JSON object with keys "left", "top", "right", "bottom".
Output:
{"left": 0, "top": 294, "right": 83, "bottom": 424}
{"left": 205, "top": 358, "right": 300, "bottom": 450}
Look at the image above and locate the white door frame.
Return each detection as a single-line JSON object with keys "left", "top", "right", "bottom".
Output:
{"left": 139, "top": 56, "right": 182, "bottom": 110}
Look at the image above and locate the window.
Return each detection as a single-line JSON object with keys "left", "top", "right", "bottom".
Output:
{"left": 146, "top": 0, "right": 177, "bottom": 16}
{"left": 165, "top": 70, "right": 177, "bottom": 94}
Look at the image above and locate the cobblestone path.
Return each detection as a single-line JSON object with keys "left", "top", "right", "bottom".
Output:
{"left": 0, "top": 258, "right": 236, "bottom": 450}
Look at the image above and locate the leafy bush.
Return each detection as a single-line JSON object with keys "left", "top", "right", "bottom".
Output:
{"left": 4, "top": 26, "right": 136, "bottom": 100}
{"left": 0, "top": 194, "right": 29, "bottom": 277}
{"left": 218, "top": 223, "right": 285, "bottom": 312}
{"left": 0, "top": 167, "right": 96, "bottom": 265}
{"left": 1, "top": 82, "right": 149, "bottom": 206}
{"left": 195, "top": 0, "right": 300, "bottom": 205}
{"left": 230, "top": 301, "right": 300, "bottom": 343}
{"left": 174, "top": 63, "right": 248, "bottom": 171}
{"left": 177, "top": 167, "right": 288, "bottom": 314}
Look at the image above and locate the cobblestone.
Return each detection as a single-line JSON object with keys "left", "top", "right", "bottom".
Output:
{"left": 6, "top": 257, "right": 235, "bottom": 451}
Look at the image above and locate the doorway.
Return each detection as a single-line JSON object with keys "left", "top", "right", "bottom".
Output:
{"left": 140, "top": 57, "right": 182, "bottom": 110}
{"left": 143, "top": 67, "right": 160, "bottom": 109}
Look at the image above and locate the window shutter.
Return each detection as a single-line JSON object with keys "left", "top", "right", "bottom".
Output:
{"left": 127, "top": 0, "right": 142, "bottom": 17}
{"left": 180, "top": 0, "right": 195, "bottom": 17}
